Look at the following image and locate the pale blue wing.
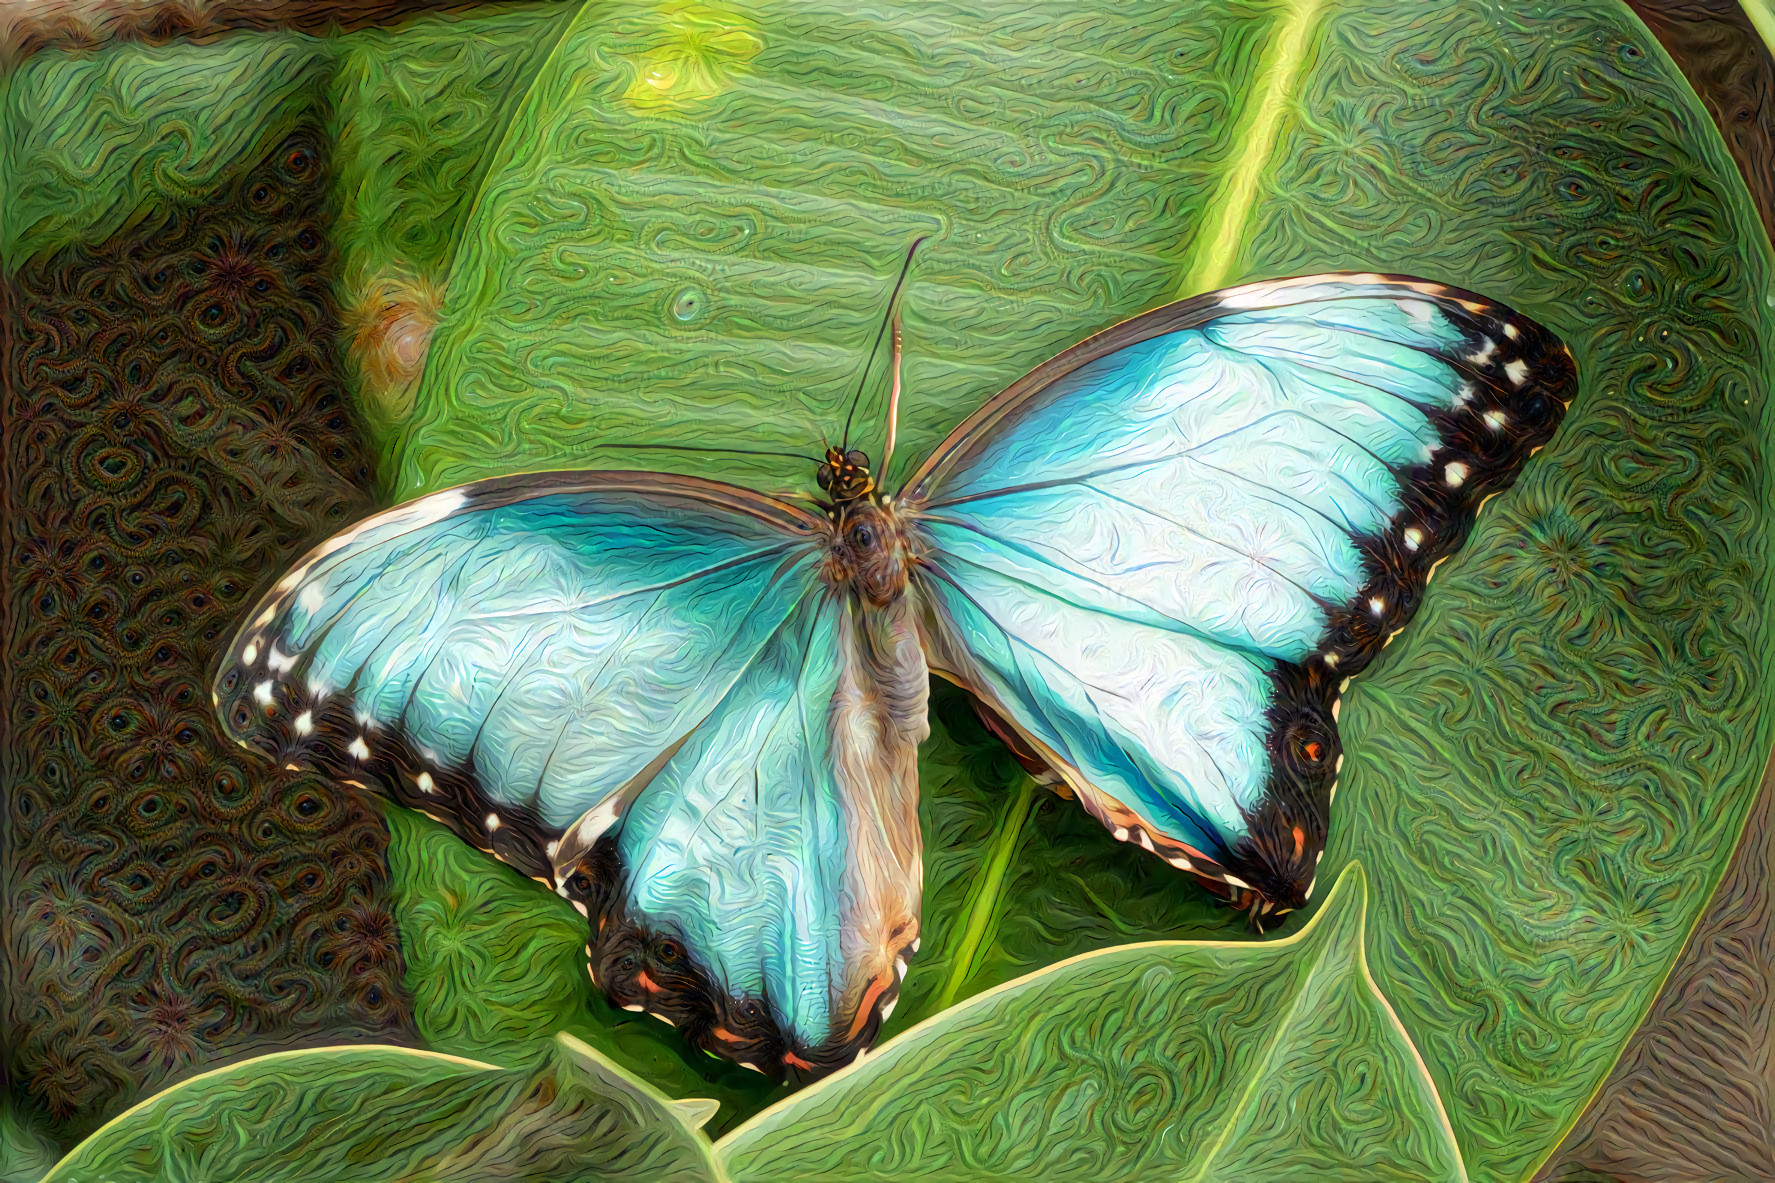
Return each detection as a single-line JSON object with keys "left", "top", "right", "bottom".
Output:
{"left": 217, "top": 472, "right": 924, "bottom": 1075}
{"left": 904, "top": 273, "right": 1573, "bottom": 909}
{"left": 216, "top": 473, "right": 825, "bottom": 838}
{"left": 598, "top": 591, "right": 925, "bottom": 1068}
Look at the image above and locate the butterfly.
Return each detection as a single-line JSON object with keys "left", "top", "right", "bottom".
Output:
{"left": 215, "top": 260, "right": 1573, "bottom": 1081}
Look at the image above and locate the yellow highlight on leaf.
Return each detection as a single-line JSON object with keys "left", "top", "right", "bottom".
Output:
{"left": 619, "top": 3, "right": 763, "bottom": 110}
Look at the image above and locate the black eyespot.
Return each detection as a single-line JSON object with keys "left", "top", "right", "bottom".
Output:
{"left": 570, "top": 874, "right": 593, "bottom": 894}
{"left": 619, "top": 955, "right": 637, "bottom": 972}
{"left": 738, "top": 999, "right": 763, "bottom": 1022}
{"left": 295, "top": 796, "right": 320, "bottom": 817}
{"left": 853, "top": 525, "right": 874, "bottom": 549}
{"left": 658, "top": 940, "right": 681, "bottom": 962}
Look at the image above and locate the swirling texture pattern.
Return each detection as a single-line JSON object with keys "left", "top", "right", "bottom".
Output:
{"left": 1536, "top": 751, "right": 1774, "bottom": 1182}
{"left": 721, "top": 865, "right": 1464, "bottom": 1182}
{"left": 384, "top": 807, "right": 794, "bottom": 1140}
{"left": 400, "top": 0, "right": 1266, "bottom": 499}
{"left": 1254, "top": 3, "right": 1773, "bottom": 1178}
{"left": 328, "top": 4, "right": 574, "bottom": 430}
{"left": 383, "top": 1, "right": 1769, "bottom": 1176}
{"left": 3, "top": 130, "right": 407, "bottom": 1142}
{"left": 0, "top": 33, "right": 329, "bottom": 269}
{"left": 38, "top": 1037, "right": 724, "bottom": 1183}
{"left": 1627, "top": 0, "right": 1774, "bottom": 246}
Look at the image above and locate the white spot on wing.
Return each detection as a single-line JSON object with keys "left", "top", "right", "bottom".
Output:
{"left": 1503, "top": 322, "right": 1520, "bottom": 339}
{"left": 298, "top": 584, "right": 326, "bottom": 613}
{"left": 242, "top": 642, "right": 258, "bottom": 665}
{"left": 1445, "top": 462, "right": 1469, "bottom": 487}
{"left": 266, "top": 647, "right": 295, "bottom": 674}
{"left": 293, "top": 710, "right": 313, "bottom": 735}
{"left": 485, "top": 812, "right": 501, "bottom": 832}
{"left": 253, "top": 680, "right": 274, "bottom": 705}
{"left": 1404, "top": 527, "right": 1425, "bottom": 551}
{"left": 1484, "top": 410, "right": 1508, "bottom": 431}
{"left": 347, "top": 736, "right": 370, "bottom": 761}
{"left": 1467, "top": 338, "right": 1497, "bottom": 365}
{"left": 416, "top": 771, "right": 436, "bottom": 794}
{"left": 1503, "top": 359, "right": 1529, "bottom": 387}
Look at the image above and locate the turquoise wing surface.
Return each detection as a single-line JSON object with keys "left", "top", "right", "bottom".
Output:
{"left": 901, "top": 273, "right": 1574, "bottom": 919}
{"left": 215, "top": 472, "right": 925, "bottom": 1076}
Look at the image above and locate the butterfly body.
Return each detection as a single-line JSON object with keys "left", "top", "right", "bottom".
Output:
{"left": 216, "top": 272, "right": 1573, "bottom": 1078}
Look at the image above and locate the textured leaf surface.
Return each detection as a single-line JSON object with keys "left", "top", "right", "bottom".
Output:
{"left": 384, "top": 806, "right": 789, "bottom": 1138}
{"left": 0, "top": 33, "right": 329, "bottom": 270}
{"left": 395, "top": 0, "right": 1269, "bottom": 498}
{"left": 326, "top": 3, "right": 576, "bottom": 436}
{"left": 40, "top": 1037, "right": 725, "bottom": 1183}
{"left": 720, "top": 864, "right": 1463, "bottom": 1182}
{"left": 373, "top": 1, "right": 1773, "bottom": 1178}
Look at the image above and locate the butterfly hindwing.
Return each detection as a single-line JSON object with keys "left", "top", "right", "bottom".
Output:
{"left": 902, "top": 273, "right": 1574, "bottom": 914}
{"left": 215, "top": 472, "right": 924, "bottom": 1074}
{"left": 570, "top": 589, "right": 926, "bottom": 1076}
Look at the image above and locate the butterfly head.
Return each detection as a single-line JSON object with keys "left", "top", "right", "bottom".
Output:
{"left": 817, "top": 446, "right": 875, "bottom": 503}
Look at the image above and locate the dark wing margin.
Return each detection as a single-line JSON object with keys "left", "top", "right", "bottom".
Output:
{"left": 903, "top": 272, "right": 1576, "bottom": 922}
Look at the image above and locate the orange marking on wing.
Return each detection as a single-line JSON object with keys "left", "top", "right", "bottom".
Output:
{"left": 636, "top": 971, "right": 660, "bottom": 993}
{"left": 846, "top": 973, "right": 892, "bottom": 1040}
{"left": 783, "top": 1050, "right": 815, "bottom": 1070}
{"left": 713, "top": 1027, "right": 741, "bottom": 1044}
{"left": 1292, "top": 827, "right": 1306, "bottom": 859}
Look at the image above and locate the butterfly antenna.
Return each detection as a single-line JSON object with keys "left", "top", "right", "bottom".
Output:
{"left": 880, "top": 312, "right": 904, "bottom": 479}
{"left": 840, "top": 236, "right": 929, "bottom": 452}
{"left": 602, "top": 442, "right": 824, "bottom": 464}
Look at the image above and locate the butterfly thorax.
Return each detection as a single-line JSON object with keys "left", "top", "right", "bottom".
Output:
{"left": 817, "top": 449, "right": 915, "bottom": 609}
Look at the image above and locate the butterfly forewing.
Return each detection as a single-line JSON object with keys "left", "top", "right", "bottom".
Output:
{"left": 214, "top": 471, "right": 924, "bottom": 1076}
{"left": 902, "top": 273, "right": 1574, "bottom": 913}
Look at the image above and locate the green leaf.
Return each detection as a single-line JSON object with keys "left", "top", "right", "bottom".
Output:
{"left": 383, "top": 806, "right": 791, "bottom": 1137}
{"left": 39, "top": 1036, "right": 725, "bottom": 1182}
{"left": 326, "top": 3, "right": 578, "bottom": 438}
{"left": 719, "top": 863, "right": 1464, "bottom": 1182}
{"left": 0, "top": 33, "right": 330, "bottom": 271}
{"left": 395, "top": 0, "right": 1271, "bottom": 500}
{"left": 1, "top": 1097, "right": 59, "bottom": 1183}
{"left": 362, "top": 0, "right": 1771, "bottom": 1175}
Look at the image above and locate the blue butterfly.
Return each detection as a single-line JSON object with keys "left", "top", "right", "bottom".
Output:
{"left": 215, "top": 267, "right": 1572, "bottom": 1079}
